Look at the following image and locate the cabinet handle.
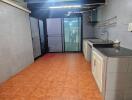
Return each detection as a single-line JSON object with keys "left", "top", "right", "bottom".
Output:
{"left": 94, "top": 59, "right": 96, "bottom": 67}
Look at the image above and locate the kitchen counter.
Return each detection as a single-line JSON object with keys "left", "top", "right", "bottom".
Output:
{"left": 83, "top": 38, "right": 114, "bottom": 61}
{"left": 87, "top": 39, "right": 113, "bottom": 47}
{"left": 95, "top": 46, "right": 132, "bottom": 57}
{"left": 92, "top": 46, "right": 132, "bottom": 100}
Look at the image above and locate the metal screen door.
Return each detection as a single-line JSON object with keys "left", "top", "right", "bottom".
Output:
{"left": 47, "top": 18, "right": 63, "bottom": 52}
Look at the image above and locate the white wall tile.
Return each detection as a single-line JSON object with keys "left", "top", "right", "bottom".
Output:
{"left": 95, "top": 0, "right": 132, "bottom": 50}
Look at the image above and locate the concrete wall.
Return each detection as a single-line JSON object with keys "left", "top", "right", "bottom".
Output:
{"left": 95, "top": 0, "right": 132, "bottom": 49}
{"left": 11, "top": 0, "right": 27, "bottom": 8}
{"left": 0, "top": 1, "right": 34, "bottom": 84}
{"left": 83, "top": 13, "right": 94, "bottom": 39}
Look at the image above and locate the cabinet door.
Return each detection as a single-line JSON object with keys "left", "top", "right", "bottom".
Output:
{"left": 87, "top": 44, "right": 92, "bottom": 61}
{"left": 92, "top": 51, "right": 103, "bottom": 92}
{"left": 92, "top": 51, "right": 96, "bottom": 75}
{"left": 83, "top": 41, "right": 86, "bottom": 55}
{"left": 83, "top": 41, "right": 87, "bottom": 59}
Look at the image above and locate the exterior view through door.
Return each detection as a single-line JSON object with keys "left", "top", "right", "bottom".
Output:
{"left": 64, "top": 17, "right": 81, "bottom": 52}
{"left": 47, "top": 17, "right": 81, "bottom": 52}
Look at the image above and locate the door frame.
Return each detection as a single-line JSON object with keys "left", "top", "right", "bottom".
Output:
{"left": 38, "top": 19, "right": 46, "bottom": 56}
{"left": 63, "top": 17, "right": 82, "bottom": 53}
{"left": 46, "top": 16, "right": 83, "bottom": 53}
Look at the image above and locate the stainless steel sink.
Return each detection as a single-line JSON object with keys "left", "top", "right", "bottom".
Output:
{"left": 89, "top": 39, "right": 104, "bottom": 43}
{"left": 89, "top": 39, "right": 113, "bottom": 44}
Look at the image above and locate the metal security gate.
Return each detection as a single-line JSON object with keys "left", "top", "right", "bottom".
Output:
{"left": 47, "top": 18, "right": 63, "bottom": 52}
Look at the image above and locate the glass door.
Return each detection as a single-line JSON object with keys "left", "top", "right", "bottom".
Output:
{"left": 64, "top": 17, "right": 81, "bottom": 52}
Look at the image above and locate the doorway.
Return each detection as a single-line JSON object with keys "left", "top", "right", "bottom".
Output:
{"left": 46, "top": 17, "right": 82, "bottom": 53}
{"left": 30, "top": 17, "right": 46, "bottom": 59}
{"left": 64, "top": 17, "right": 81, "bottom": 52}
{"left": 30, "top": 17, "right": 41, "bottom": 58}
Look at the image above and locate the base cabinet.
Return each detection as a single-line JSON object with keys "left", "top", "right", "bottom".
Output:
{"left": 92, "top": 51, "right": 104, "bottom": 92}
{"left": 83, "top": 40, "right": 92, "bottom": 61}
{"left": 83, "top": 40, "right": 88, "bottom": 59}
{"left": 92, "top": 48, "right": 132, "bottom": 100}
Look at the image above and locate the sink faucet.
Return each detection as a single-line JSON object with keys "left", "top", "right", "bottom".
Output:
{"left": 100, "top": 29, "right": 109, "bottom": 41}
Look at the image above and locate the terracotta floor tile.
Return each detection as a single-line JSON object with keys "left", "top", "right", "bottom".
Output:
{"left": 64, "top": 81, "right": 78, "bottom": 89}
{"left": 15, "top": 86, "right": 35, "bottom": 97}
{"left": 0, "top": 86, "right": 19, "bottom": 97}
{"left": 31, "top": 87, "right": 48, "bottom": 97}
{"left": 46, "top": 88, "right": 63, "bottom": 97}
{"left": 30, "top": 96, "right": 54, "bottom": 100}
{"left": 38, "top": 80, "right": 51, "bottom": 89}
{"left": 54, "top": 77, "right": 66, "bottom": 82}
{"left": 50, "top": 81, "right": 64, "bottom": 88}
{"left": 0, "top": 95, "right": 14, "bottom": 100}
{"left": 0, "top": 53, "right": 102, "bottom": 100}
{"left": 62, "top": 88, "right": 79, "bottom": 97}
{"left": 12, "top": 96, "right": 28, "bottom": 100}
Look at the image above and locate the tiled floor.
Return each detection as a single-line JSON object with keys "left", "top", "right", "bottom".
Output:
{"left": 0, "top": 53, "right": 102, "bottom": 100}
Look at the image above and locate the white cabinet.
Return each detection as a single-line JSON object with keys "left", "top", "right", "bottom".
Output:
{"left": 83, "top": 40, "right": 88, "bottom": 59}
{"left": 83, "top": 40, "right": 92, "bottom": 61}
{"left": 92, "top": 48, "right": 132, "bottom": 100}
{"left": 92, "top": 51, "right": 104, "bottom": 92}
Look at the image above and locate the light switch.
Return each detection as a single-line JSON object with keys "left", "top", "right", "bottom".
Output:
{"left": 128, "top": 23, "right": 132, "bottom": 32}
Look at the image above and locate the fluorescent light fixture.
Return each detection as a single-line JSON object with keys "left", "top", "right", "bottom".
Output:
{"left": 48, "top": 0, "right": 79, "bottom": 3}
{"left": 49, "top": 5, "right": 82, "bottom": 9}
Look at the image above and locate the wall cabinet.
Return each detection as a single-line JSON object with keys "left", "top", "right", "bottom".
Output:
{"left": 88, "top": 9, "right": 97, "bottom": 23}
{"left": 91, "top": 9, "right": 97, "bottom": 22}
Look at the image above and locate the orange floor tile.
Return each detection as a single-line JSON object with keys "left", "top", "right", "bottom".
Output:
{"left": 0, "top": 53, "right": 103, "bottom": 100}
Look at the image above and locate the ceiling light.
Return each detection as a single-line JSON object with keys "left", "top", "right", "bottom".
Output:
{"left": 49, "top": 5, "right": 82, "bottom": 9}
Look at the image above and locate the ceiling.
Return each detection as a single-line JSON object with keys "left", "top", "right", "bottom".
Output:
{"left": 26, "top": 0, "right": 80, "bottom": 3}
{"left": 26, "top": 0, "right": 105, "bottom": 19}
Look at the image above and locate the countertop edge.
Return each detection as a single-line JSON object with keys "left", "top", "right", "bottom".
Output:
{"left": 93, "top": 47, "right": 132, "bottom": 58}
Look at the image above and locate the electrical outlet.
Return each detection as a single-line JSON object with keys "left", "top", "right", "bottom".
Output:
{"left": 128, "top": 23, "right": 132, "bottom": 32}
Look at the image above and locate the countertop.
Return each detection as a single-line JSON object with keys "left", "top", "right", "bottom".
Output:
{"left": 95, "top": 46, "right": 132, "bottom": 57}
{"left": 84, "top": 38, "right": 132, "bottom": 57}
{"left": 84, "top": 38, "right": 113, "bottom": 47}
